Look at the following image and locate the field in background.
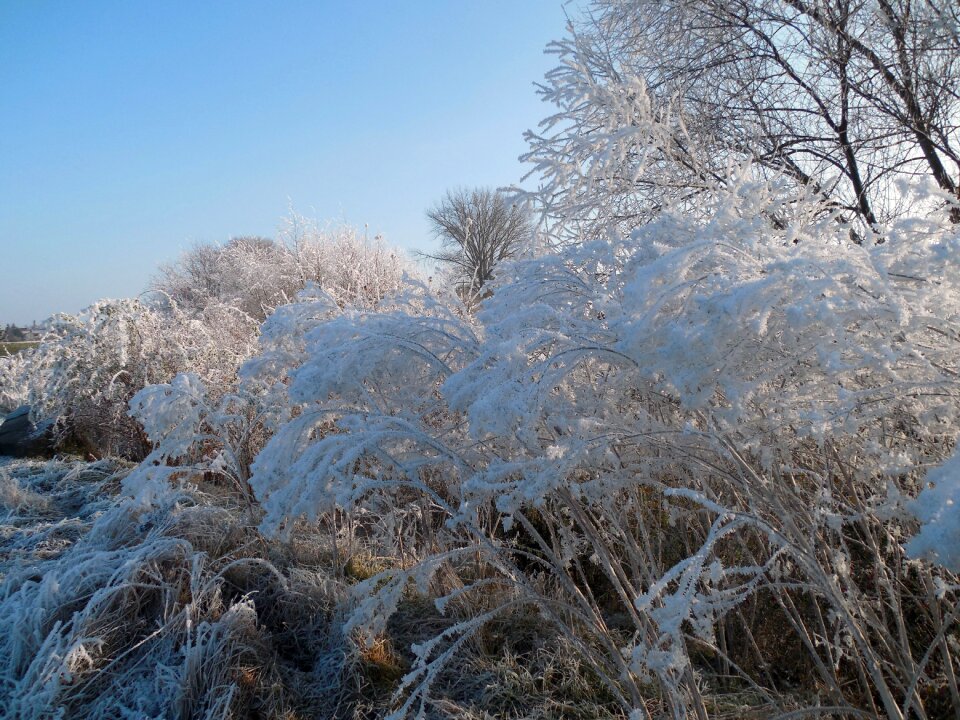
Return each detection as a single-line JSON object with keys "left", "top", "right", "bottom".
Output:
{"left": 0, "top": 342, "right": 39, "bottom": 357}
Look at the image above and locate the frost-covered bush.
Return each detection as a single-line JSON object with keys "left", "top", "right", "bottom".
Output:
{"left": 0, "top": 220, "right": 417, "bottom": 464}
{"left": 248, "top": 282, "right": 479, "bottom": 537}
{"left": 0, "top": 298, "right": 257, "bottom": 459}
{"left": 124, "top": 227, "right": 423, "bottom": 498}
{"left": 153, "top": 235, "right": 301, "bottom": 322}
{"left": 244, "top": 178, "right": 960, "bottom": 719}
{"left": 0, "top": 349, "right": 31, "bottom": 414}
{"left": 282, "top": 216, "right": 416, "bottom": 310}
{"left": 153, "top": 219, "right": 415, "bottom": 323}
{"left": 125, "top": 371, "right": 277, "bottom": 506}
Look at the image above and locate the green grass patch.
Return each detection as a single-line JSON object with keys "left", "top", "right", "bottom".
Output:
{"left": 0, "top": 341, "right": 39, "bottom": 357}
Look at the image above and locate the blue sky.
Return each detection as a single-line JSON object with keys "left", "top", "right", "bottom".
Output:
{"left": 0, "top": 1, "right": 572, "bottom": 325}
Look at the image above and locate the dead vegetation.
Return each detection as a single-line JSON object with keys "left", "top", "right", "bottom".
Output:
{"left": 0, "top": 458, "right": 663, "bottom": 719}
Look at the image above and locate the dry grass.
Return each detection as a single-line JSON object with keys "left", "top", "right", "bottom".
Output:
{"left": 0, "top": 459, "right": 353, "bottom": 718}
{"left": 3, "top": 454, "right": 953, "bottom": 719}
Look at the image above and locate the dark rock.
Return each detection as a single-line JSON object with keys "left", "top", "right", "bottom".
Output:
{"left": 0, "top": 405, "right": 54, "bottom": 457}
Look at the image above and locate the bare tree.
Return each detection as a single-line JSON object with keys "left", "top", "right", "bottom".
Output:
{"left": 423, "top": 188, "right": 532, "bottom": 302}
{"left": 524, "top": 0, "right": 960, "bottom": 242}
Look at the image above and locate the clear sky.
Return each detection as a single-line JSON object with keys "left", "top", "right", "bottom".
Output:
{"left": 0, "top": 1, "right": 572, "bottom": 325}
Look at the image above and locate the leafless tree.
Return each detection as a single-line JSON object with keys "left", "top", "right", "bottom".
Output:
{"left": 423, "top": 188, "right": 532, "bottom": 302}
{"left": 526, "top": 0, "right": 960, "bottom": 241}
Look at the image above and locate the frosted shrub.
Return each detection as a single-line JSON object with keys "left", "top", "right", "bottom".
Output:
{"left": 153, "top": 235, "right": 302, "bottom": 322}
{"left": 3, "top": 298, "right": 257, "bottom": 459}
{"left": 248, "top": 180, "right": 960, "bottom": 719}
{"left": 125, "top": 227, "right": 422, "bottom": 501}
{"left": 126, "top": 371, "right": 278, "bottom": 505}
{"left": 250, "top": 283, "right": 479, "bottom": 537}
{"left": 0, "top": 349, "right": 31, "bottom": 414}
{"left": 151, "top": 218, "right": 415, "bottom": 326}
{"left": 1, "top": 219, "right": 415, "bottom": 465}
{"left": 281, "top": 215, "right": 415, "bottom": 310}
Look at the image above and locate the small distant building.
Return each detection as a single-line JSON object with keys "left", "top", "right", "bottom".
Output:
{"left": 1, "top": 322, "right": 46, "bottom": 342}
